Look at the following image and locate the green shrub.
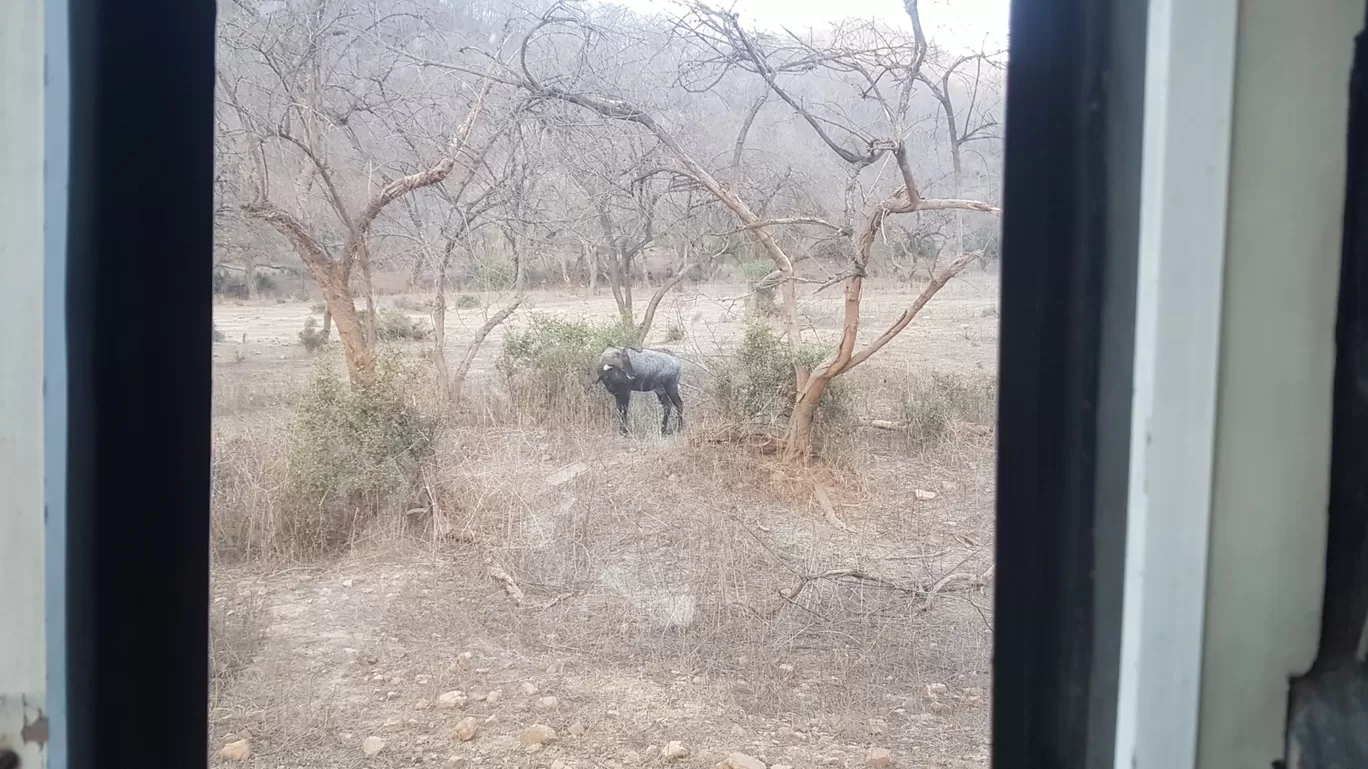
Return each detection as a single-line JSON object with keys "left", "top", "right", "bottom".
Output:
{"left": 392, "top": 296, "right": 431, "bottom": 313}
{"left": 664, "top": 323, "right": 686, "bottom": 343}
{"left": 739, "top": 260, "right": 773, "bottom": 282}
{"left": 498, "top": 314, "right": 636, "bottom": 424}
{"left": 360, "top": 308, "right": 431, "bottom": 341}
{"left": 898, "top": 371, "right": 997, "bottom": 449}
{"left": 471, "top": 256, "right": 515, "bottom": 289}
{"left": 298, "top": 316, "right": 328, "bottom": 352}
{"left": 454, "top": 293, "right": 482, "bottom": 310}
{"left": 740, "top": 260, "right": 780, "bottom": 316}
{"left": 712, "top": 317, "right": 850, "bottom": 428}
{"left": 280, "top": 351, "right": 438, "bottom": 554}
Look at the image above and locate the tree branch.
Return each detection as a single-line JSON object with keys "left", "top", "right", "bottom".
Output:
{"left": 845, "top": 250, "right": 977, "bottom": 369}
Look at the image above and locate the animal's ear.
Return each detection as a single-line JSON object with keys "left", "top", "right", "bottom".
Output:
{"left": 619, "top": 349, "right": 637, "bottom": 379}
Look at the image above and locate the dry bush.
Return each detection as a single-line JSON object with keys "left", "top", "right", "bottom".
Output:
{"left": 281, "top": 351, "right": 439, "bottom": 552}
{"left": 213, "top": 323, "right": 227, "bottom": 343}
{"left": 298, "top": 316, "right": 327, "bottom": 352}
{"left": 712, "top": 316, "right": 853, "bottom": 434}
{"left": 896, "top": 371, "right": 997, "bottom": 450}
{"left": 212, "top": 350, "right": 441, "bottom": 561}
{"left": 391, "top": 295, "right": 432, "bottom": 313}
{"left": 209, "top": 585, "right": 267, "bottom": 698}
{"left": 740, "top": 260, "right": 781, "bottom": 317}
{"left": 211, "top": 428, "right": 289, "bottom": 560}
{"left": 359, "top": 308, "right": 432, "bottom": 341}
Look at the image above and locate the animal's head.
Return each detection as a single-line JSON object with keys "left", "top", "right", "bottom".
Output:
{"left": 598, "top": 346, "right": 638, "bottom": 382}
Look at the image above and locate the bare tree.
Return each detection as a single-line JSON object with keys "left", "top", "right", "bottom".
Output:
{"left": 216, "top": 0, "right": 500, "bottom": 385}
{"left": 919, "top": 49, "right": 1005, "bottom": 269}
{"left": 215, "top": 0, "right": 1003, "bottom": 457}
{"left": 680, "top": 3, "right": 1002, "bottom": 459}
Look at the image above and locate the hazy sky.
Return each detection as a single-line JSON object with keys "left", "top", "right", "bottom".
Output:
{"left": 610, "top": 0, "right": 1011, "bottom": 52}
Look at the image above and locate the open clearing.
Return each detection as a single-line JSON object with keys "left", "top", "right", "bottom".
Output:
{"left": 210, "top": 276, "right": 999, "bottom": 769}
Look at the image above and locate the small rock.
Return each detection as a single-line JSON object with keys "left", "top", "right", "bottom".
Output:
{"left": 526, "top": 744, "right": 544, "bottom": 754}
{"left": 941, "top": 481, "right": 959, "bottom": 492}
{"left": 520, "top": 724, "right": 558, "bottom": 745}
{"left": 455, "top": 651, "right": 475, "bottom": 669}
{"left": 415, "top": 699, "right": 432, "bottom": 711}
{"left": 665, "top": 741, "right": 689, "bottom": 759}
{"left": 383, "top": 716, "right": 404, "bottom": 732}
{"left": 716, "top": 752, "right": 766, "bottom": 769}
{"left": 484, "top": 689, "right": 501, "bottom": 704}
{"left": 437, "top": 690, "right": 468, "bottom": 709}
{"left": 914, "top": 489, "right": 938, "bottom": 501}
{"left": 566, "top": 721, "right": 587, "bottom": 737}
{"left": 454, "top": 717, "right": 479, "bottom": 742}
{"left": 363, "top": 736, "right": 386, "bottom": 757}
{"left": 536, "top": 696, "right": 559, "bottom": 711}
{"left": 342, "top": 578, "right": 354, "bottom": 587}
{"left": 865, "top": 747, "right": 893, "bottom": 767}
{"left": 926, "top": 682, "right": 948, "bottom": 698}
{"left": 220, "top": 739, "right": 251, "bottom": 761}
{"left": 520, "top": 682, "right": 539, "bottom": 696}
{"left": 551, "top": 760, "right": 569, "bottom": 769}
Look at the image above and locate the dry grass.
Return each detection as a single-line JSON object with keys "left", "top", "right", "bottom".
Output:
{"left": 206, "top": 278, "right": 999, "bottom": 768}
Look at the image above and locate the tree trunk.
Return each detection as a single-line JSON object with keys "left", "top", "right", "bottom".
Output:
{"left": 433, "top": 284, "right": 448, "bottom": 396}
{"left": 359, "top": 248, "right": 378, "bottom": 347}
{"left": 321, "top": 306, "right": 333, "bottom": 340}
{"left": 784, "top": 392, "right": 823, "bottom": 462}
{"left": 587, "top": 241, "right": 598, "bottom": 294}
{"left": 244, "top": 259, "right": 258, "bottom": 300}
{"left": 312, "top": 263, "right": 372, "bottom": 384}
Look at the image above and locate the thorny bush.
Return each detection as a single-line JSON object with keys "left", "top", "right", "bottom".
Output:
{"left": 282, "top": 349, "right": 439, "bottom": 553}
{"left": 712, "top": 316, "right": 852, "bottom": 430}
{"left": 498, "top": 314, "right": 637, "bottom": 425}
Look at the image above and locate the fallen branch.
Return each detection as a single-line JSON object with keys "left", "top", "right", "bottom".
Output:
{"left": 810, "top": 478, "right": 851, "bottom": 532}
{"left": 538, "top": 592, "right": 573, "bottom": 611}
{"left": 778, "top": 568, "right": 913, "bottom": 601}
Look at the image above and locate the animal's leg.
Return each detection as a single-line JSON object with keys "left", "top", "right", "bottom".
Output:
{"left": 615, "top": 391, "right": 632, "bottom": 436}
{"left": 666, "top": 380, "right": 684, "bottom": 432}
{"left": 655, "top": 388, "right": 672, "bottom": 435}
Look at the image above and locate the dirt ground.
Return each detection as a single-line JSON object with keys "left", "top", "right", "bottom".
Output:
{"left": 210, "top": 275, "right": 999, "bottom": 769}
